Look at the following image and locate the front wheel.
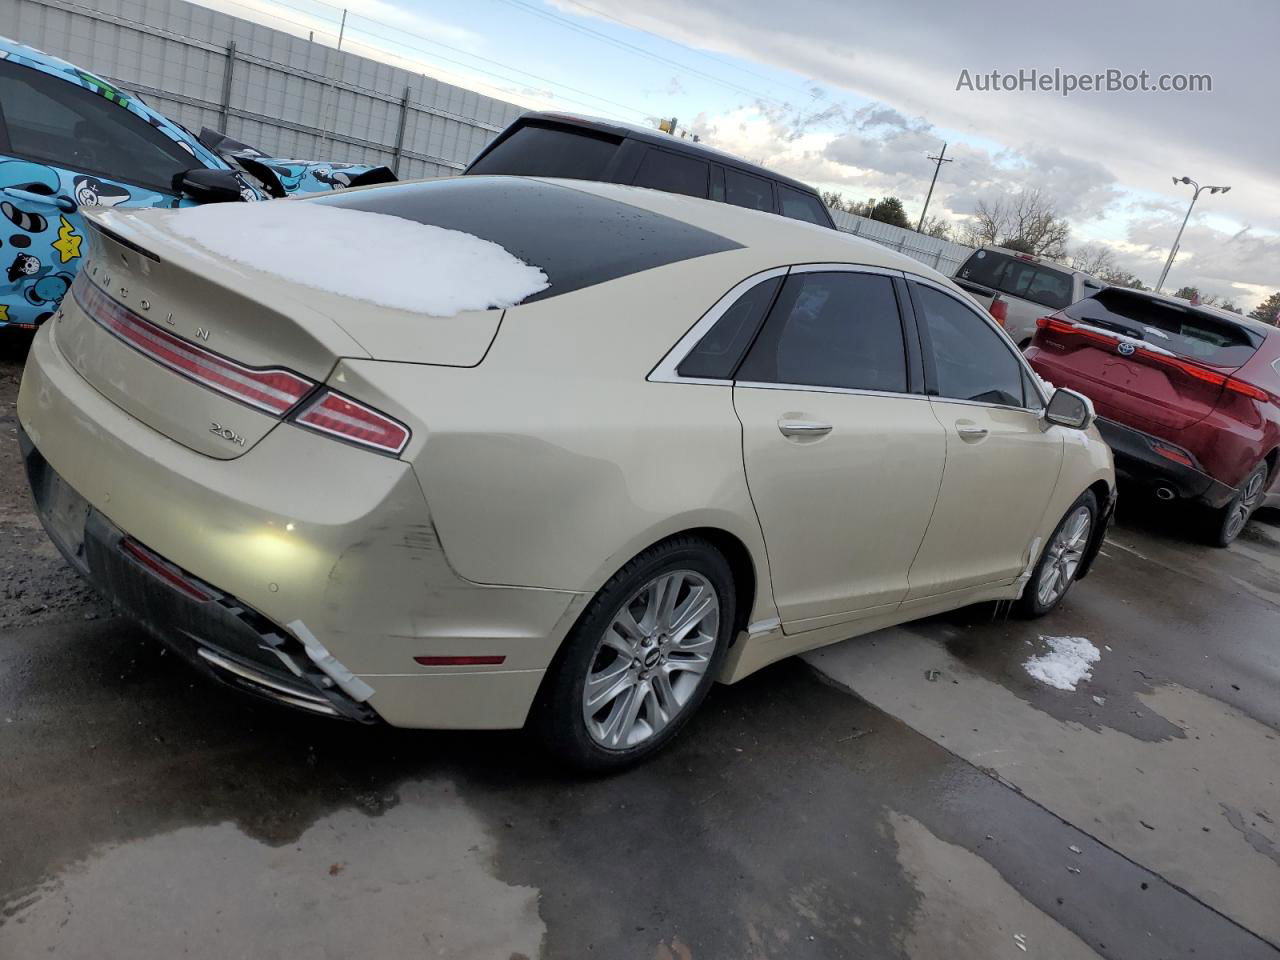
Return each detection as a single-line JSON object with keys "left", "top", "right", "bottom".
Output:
{"left": 531, "top": 536, "right": 735, "bottom": 772}
{"left": 1206, "top": 461, "right": 1268, "bottom": 548}
{"left": 1016, "top": 490, "right": 1097, "bottom": 618}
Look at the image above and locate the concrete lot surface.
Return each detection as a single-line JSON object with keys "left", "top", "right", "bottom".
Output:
{"left": 2, "top": 346, "right": 1277, "bottom": 959}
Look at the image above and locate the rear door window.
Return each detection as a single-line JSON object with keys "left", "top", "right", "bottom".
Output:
{"left": 724, "top": 168, "right": 773, "bottom": 212}
{"left": 632, "top": 148, "right": 709, "bottom": 198}
{"left": 737, "top": 271, "right": 908, "bottom": 393}
{"left": 1065, "top": 290, "right": 1261, "bottom": 367}
{"left": 912, "top": 282, "right": 1027, "bottom": 407}
{"left": 465, "top": 122, "right": 621, "bottom": 180}
{"left": 778, "top": 185, "right": 830, "bottom": 226}
{"left": 956, "top": 251, "right": 1074, "bottom": 310}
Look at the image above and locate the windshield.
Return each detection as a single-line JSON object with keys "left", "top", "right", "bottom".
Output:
{"left": 956, "top": 250, "right": 1075, "bottom": 310}
{"left": 1065, "top": 289, "right": 1261, "bottom": 368}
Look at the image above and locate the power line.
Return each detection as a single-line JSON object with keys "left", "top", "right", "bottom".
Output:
{"left": 555, "top": 0, "right": 818, "bottom": 100}
{"left": 484, "top": 0, "right": 793, "bottom": 106}
{"left": 249, "top": 0, "right": 654, "bottom": 120}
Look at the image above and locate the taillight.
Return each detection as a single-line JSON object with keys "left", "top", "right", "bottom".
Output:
{"left": 74, "top": 275, "right": 314, "bottom": 414}
{"left": 293, "top": 390, "right": 410, "bottom": 455}
{"left": 120, "top": 537, "right": 212, "bottom": 602}
{"left": 989, "top": 298, "right": 1008, "bottom": 326}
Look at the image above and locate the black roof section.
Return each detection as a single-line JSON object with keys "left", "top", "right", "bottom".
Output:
{"left": 484, "top": 111, "right": 825, "bottom": 198}
{"left": 312, "top": 176, "right": 744, "bottom": 305}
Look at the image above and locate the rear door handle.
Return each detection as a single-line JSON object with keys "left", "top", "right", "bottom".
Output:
{"left": 956, "top": 424, "right": 989, "bottom": 441}
{"left": 778, "top": 419, "right": 833, "bottom": 438}
{"left": 2, "top": 186, "right": 77, "bottom": 213}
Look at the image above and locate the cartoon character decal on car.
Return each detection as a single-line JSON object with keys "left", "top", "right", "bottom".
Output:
{"left": 0, "top": 35, "right": 396, "bottom": 330}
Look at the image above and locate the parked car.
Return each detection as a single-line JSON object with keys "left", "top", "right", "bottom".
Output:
{"left": 1027, "top": 286, "right": 1279, "bottom": 545}
{"left": 952, "top": 245, "right": 1104, "bottom": 348}
{"left": 19, "top": 175, "right": 1114, "bottom": 769}
{"left": 464, "top": 111, "right": 837, "bottom": 229}
{"left": 0, "top": 36, "right": 393, "bottom": 330}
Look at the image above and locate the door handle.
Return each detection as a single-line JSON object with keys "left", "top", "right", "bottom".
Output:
{"left": 779, "top": 420, "right": 833, "bottom": 438}
{"left": 2, "top": 187, "right": 77, "bottom": 213}
{"left": 956, "top": 424, "right": 989, "bottom": 441}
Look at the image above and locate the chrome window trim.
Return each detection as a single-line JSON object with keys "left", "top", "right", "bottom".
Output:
{"left": 907, "top": 273, "right": 1050, "bottom": 413}
{"left": 735, "top": 381, "right": 931, "bottom": 402}
{"left": 648, "top": 266, "right": 790, "bottom": 385}
{"left": 649, "top": 263, "right": 908, "bottom": 387}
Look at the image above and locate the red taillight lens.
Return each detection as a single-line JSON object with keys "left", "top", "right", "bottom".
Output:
{"left": 120, "top": 537, "right": 212, "bottom": 602}
{"left": 989, "top": 298, "right": 1008, "bottom": 326}
{"left": 1149, "top": 441, "right": 1195, "bottom": 467}
{"left": 1226, "top": 378, "right": 1269, "bottom": 401}
{"left": 74, "top": 276, "right": 315, "bottom": 415}
{"left": 294, "top": 390, "right": 410, "bottom": 455}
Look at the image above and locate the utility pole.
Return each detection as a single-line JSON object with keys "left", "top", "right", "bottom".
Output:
{"left": 916, "top": 142, "right": 952, "bottom": 233}
{"left": 317, "top": 8, "right": 348, "bottom": 153}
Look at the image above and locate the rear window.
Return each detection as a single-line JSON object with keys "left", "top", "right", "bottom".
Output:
{"left": 466, "top": 122, "right": 621, "bottom": 180}
{"left": 314, "top": 176, "right": 742, "bottom": 304}
{"left": 956, "top": 250, "right": 1074, "bottom": 310}
{"left": 1065, "top": 289, "right": 1261, "bottom": 367}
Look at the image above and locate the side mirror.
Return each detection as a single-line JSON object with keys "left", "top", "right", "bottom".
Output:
{"left": 1045, "top": 388, "right": 1094, "bottom": 430}
{"left": 174, "top": 168, "right": 249, "bottom": 204}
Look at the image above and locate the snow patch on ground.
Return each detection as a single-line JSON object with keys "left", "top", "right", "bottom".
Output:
{"left": 167, "top": 200, "right": 549, "bottom": 316}
{"left": 1024, "top": 636, "right": 1101, "bottom": 691}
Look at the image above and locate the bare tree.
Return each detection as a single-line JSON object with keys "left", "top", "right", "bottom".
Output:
{"left": 919, "top": 215, "right": 952, "bottom": 241}
{"left": 1067, "top": 242, "right": 1115, "bottom": 277}
{"left": 1099, "top": 269, "right": 1149, "bottom": 291}
{"left": 960, "top": 189, "right": 1071, "bottom": 259}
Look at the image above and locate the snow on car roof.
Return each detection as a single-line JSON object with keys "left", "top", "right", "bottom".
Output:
{"left": 166, "top": 199, "right": 550, "bottom": 316}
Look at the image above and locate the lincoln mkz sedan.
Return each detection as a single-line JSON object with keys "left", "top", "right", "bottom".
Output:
{"left": 18, "top": 176, "right": 1115, "bottom": 768}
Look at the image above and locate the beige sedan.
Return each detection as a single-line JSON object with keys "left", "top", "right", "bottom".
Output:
{"left": 18, "top": 176, "right": 1114, "bottom": 769}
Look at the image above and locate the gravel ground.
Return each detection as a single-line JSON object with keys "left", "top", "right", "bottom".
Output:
{"left": 0, "top": 337, "right": 110, "bottom": 632}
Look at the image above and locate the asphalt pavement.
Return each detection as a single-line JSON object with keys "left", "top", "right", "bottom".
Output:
{"left": 2, "top": 342, "right": 1277, "bottom": 959}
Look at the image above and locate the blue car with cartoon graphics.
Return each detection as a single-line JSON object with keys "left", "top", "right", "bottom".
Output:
{"left": 0, "top": 36, "right": 396, "bottom": 330}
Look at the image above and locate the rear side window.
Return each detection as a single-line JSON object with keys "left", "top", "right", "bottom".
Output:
{"left": 778, "top": 185, "right": 830, "bottom": 226}
{"left": 1065, "top": 290, "right": 1261, "bottom": 367}
{"left": 677, "top": 277, "right": 781, "bottom": 379}
{"left": 466, "top": 123, "right": 621, "bottom": 180}
{"left": 633, "top": 148, "right": 709, "bottom": 198}
{"left": 956, "top": 250, "right": 1074, "bottom": 310}
{"left": 912, "top": 282, "right": 1026, "bottom": 407}
{"left": 0, "top": 60, "right": 195, "bottom": 193}
{"left": 737, "top": 272, "right": 907, "bottom": 392}
{"left": 724, "top": 168, "right": 773, "bottom": 212}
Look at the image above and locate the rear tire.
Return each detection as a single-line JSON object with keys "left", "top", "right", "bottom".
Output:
{"left": 531, "top": 536, "right": 735, "bottom": 772}
{"left": 1206, "top": 461, "right": 1267, "bottom": 548}
{"left": 1016, "top": 490, "right": 1098, "bottom": 618}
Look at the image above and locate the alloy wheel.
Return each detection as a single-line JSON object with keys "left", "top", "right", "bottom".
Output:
{"left": 1223, "top": 468, "right": 1266, "bottom": 543}
{"left": 582, "top": 570, "right": 720, "bottom": 750}
{"left": 1036, "top": 506, "right": 1093, "bottom": 608}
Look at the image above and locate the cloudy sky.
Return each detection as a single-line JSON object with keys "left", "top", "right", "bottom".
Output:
{"left": 208, "top": 0, "right": 1275, "bottom": 308}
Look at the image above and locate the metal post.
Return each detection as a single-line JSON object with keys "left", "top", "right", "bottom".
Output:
{"left": 218, "top": 41, "right": 236, "bottom": 134}
{"left": 916, "top": 142, "right": 952, "bottom": 232}
{"left": 1155, "top": 184, "right": 1202, "bottom": 293}
{"left": 390, "top": 85, "right": 411, "bottom": 176}
{"left": 317, "top": 8, "right": 348, "bottom": 152}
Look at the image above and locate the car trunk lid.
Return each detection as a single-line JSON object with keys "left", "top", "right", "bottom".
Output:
{"left": 56, "top": 209, "right": 500, "bottom": 459}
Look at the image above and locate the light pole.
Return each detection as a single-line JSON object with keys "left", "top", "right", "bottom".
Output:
{"left": 1155, "top": 176, "right": 1230, "bottom": 293}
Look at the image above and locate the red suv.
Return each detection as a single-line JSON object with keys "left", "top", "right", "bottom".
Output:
{"left": 1027, "top": 287, "right": 1279, "bottom": 546}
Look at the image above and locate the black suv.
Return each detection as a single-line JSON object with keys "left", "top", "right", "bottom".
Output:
{"left": 464, "top": 112, "right": 835, "bottom": 229}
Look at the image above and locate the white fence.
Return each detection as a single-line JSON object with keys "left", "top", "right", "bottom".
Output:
{"left": 830, "top": 209, "right": 974, "bottom": 276}
{"left": 2, "top": 0, "right": 524, "bottom": 179}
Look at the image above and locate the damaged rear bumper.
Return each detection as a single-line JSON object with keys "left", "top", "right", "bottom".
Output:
{"left": 22, "top": 429, "right": 377, "bottom": 722}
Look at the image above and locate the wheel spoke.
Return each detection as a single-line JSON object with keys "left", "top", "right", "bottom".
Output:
{"left": 668, "top": 585, "right": 713, "bottom": 640}
{"left": 673, "top": 633, "right": 716, "bottom": 658}
{"left": 606, "top": 610, "right": 645, "bottom": 655}
{"left": 585, "top": 661, "right": 633, "bottom": 711}
{"left": 643, "top": 574, "right": 680, "bottom": 633}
